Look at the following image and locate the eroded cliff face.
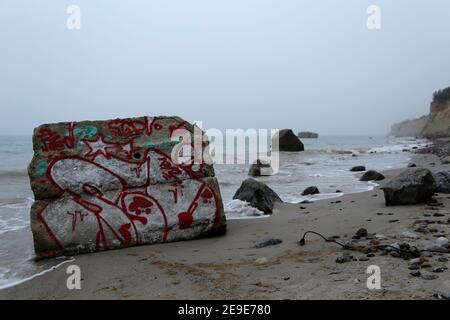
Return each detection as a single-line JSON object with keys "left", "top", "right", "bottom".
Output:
{"left": 422, "top": 101, "right": 450, "bottom": 138}
{"left": 389, "top": 115, "right": 429, "bottom": 138}
{"left": 390, "top": 101, "right": 450, "bottom": 138}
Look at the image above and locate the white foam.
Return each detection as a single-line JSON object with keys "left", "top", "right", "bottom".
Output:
{"left": 0, "top": 258, "right": 75, "bottom": 290}
{"left": 225, "top": 199, "right": 266, "bottom": 219}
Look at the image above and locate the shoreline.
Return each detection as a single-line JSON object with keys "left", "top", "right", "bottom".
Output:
{"left": 1, "top": 148, "right": 449, "bottom": 299}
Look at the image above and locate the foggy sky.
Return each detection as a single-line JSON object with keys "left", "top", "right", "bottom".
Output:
{"left": 1, "top": 0, "right": 450, "bottom": 135}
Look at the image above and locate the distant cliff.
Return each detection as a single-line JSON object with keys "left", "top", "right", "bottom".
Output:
{"left": 390, "top": 87, "right": 450, "bottom": 138}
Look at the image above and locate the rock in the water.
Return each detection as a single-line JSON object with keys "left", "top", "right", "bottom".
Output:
{"left": 381, "top": 168, "right": 436, "bottom": 206}
{"left": 408, "top": 163, "right": 417, "bottom": 168}
{"left": 28, "top": 116, "right": 227, "bottom": 258}
{"left": 233, "top": 178, "right": 282, "bottom": 214}
{"left": 350, "top": 166, "right": 366, "bottom": 172}
{"left": 254, "top": 238, "right": 283, "bottom": 248}
{"left": 433, "top": 171, "right": 450, "bottom": 193}
{"left": 297, "top": 131, "right": 319, "bottom": 139}
{"left": 336, "top": 252, "right": 354, "bottom": 263}
{"left": 248, "top": 159, "right": 273, "bottom": 176}
{"left": 272, "top": 129, "right": 304, "bottom": 152}
{"left": 302, "top": 186, "right": 320, "bottom": 196}
{"left": 360, "top": 170, "right": 385, "bottom": 181}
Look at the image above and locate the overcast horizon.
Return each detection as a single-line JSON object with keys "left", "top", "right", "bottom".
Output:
{"left": 1, "top": 0, "right": 450, "bottom": 135}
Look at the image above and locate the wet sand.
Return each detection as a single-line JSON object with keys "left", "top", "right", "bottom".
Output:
{"left": 1, "top": 152, "right": 449, "bottom": 300}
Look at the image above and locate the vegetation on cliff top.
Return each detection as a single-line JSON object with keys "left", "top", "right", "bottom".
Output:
{"left": 433, "top": 86, "right": 450, "bottom": 104}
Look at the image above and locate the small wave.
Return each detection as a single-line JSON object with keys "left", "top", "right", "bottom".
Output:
{"left": 368, "top": 139, "right": 430, "bottom": 154}
{"left": 330, "top": 149, "right": 355, "bottom": 155}
{"left": 219, "top": 181, "right": 234, "bottom": 187}
{"left": 308, "top": 173, "right": 324, "bottom": 178}
{"left": 0, "top": 197, "right": 33, "bottom": 209}
{"left": 0, "top": 224, "right": 29, "bottom": 235}
{"left": 225, "top": 199, "right": 266, "bottom": 218}
{"left": 0, "top": 258, "right": 75, "bottom": 290}
{"left": 0, "top": 170, "right": 28, "bottom": 178}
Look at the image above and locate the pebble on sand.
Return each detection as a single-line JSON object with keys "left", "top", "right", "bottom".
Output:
{"left": 336, "top": 252, "right": 354, "bottom": 263}
{"left": 254, "top": 257, "right": 268, "bottom": 265}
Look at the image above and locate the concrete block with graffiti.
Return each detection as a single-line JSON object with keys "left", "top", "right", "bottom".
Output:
{"left": 28, "top": 116, "right": 226, "bottom": 258}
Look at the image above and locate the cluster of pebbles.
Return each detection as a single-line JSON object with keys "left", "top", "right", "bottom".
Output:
{"left": 334, "top": 196, "right": 450, "bottom": 299}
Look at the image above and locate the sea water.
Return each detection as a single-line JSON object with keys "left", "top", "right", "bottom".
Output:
{"left": 0, "top": 135, "right": 429, "bottom": 288}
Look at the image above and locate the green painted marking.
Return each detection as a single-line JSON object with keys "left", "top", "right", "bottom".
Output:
{"left": 146, "top": 141, "right": 180, "bottom": 148}
{"left": 74, "top": 125, "right": 98, "bottom": 139}
{"left": 35, "top": 161, "right": 48, "bottom": 176}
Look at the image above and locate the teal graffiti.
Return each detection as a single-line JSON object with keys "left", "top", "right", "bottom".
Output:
{"left": 35, "top": 161, "right": 48, "bottom": 176}
{"left": 146, "top": 141, "right": 180, "bottom": 148}
{"left": 74, "top": 125, "right": 98, "bottom": 139}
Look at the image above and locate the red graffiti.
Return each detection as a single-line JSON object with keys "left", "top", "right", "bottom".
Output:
{"left": 178, "top": 211, "right": 193, "bottom": 230}
{"left": 118, "top": 223, "right": 133, "bottom": 246}
{"left": 108, "top": 118, "right": 147, "bottom": 138}
{"left": 36, "top": 117, "right": 222, "bottom": 255}
{"left": 81, "top": 135, "right": 118, "bottom": 160}
{"left": 128, "top": 196, "right": 153, "bottom": 215}
{"left": 201, "top": 188, "right": 213, "bottom": 204}
{"left": 66, "top": 210, "right": 89, "bottom": 231}
{"left": 37, "top": 125, "right": 75, "bottom": 152}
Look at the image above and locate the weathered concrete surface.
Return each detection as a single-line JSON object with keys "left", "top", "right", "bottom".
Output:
{"left": 28, "top": 116, "right": 226, "bottom": 258}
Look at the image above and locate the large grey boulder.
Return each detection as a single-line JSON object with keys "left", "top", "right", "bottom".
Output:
{"left": 272, "top": 129, "right": 304, "bottom": 152}
{"left": 381, "top": 168, "right": 436, "bottom": 206}
{"left": 233, "top": 178, "right": 282, "bottom": 214}
{"left": 433, "top": 171, "right": 450, "bottom": 193}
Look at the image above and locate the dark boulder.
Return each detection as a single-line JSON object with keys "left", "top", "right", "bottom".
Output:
{"left": 433, "top": 171, "right": 450, "bottom": 193}
{"left": 248, "top": 159, "right": 273, "bottom": 176}
{"left": 298, "top": 131, "right": 319, "bottom": 139}
{"left": 272, "top": 129, "right": 304, "bottom": 152}
{"left": 360, "top": 170, "right": 385, "bottom": 181}
{"left": 233, "top": 178, "right": 283, "bottom": 214}
{"left": 350, "top": 166, "right": 366, "bottom": 172}
{"left": 302, "top": 186, "right": 320, "bottom": 196}
{"left": 381, "top": 168, "right": 436, "bottom": 206}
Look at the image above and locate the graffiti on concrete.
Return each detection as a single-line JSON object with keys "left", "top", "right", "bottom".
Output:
{"left": 29, "top": 116, "right": 225, "bottom": 257}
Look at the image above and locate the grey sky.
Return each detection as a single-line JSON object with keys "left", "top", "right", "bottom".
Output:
{"left": 1, "top": 0, "right": 450, "bottom": 135}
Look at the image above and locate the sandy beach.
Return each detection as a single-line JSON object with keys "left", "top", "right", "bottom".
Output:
{"left": 1, "top": 151, "right": 449, "bottom": 300}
